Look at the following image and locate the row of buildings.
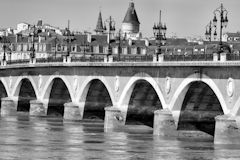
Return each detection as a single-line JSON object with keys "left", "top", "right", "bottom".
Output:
{"left": 0, "top": 1, "right": 240, "bottom": 61}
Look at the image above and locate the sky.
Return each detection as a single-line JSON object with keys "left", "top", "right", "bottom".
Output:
{"left": 0, "top": 0, "right": 239, "bottom": 38}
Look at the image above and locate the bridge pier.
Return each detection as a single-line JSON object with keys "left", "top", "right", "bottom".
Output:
{"left": 63, "top": 102, "right": 82, "bottom": 121}
{"left": 214, "top": 115, "right": 240, "bottom": 144}
{"left": 153, "top": 109, "right": 178, "bottom": 137}
{"left": 1, "top": 97, "right": 17, "bottom": 116}
{"left": 29, "top": 100, "right": 46, "bottom": 116}
{"left": 104, "top": 106, "right": 124, "bottom": 132}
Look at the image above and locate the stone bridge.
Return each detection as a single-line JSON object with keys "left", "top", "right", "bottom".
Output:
{"left": 0, "top": 60, "right": 240, "bottom": 144}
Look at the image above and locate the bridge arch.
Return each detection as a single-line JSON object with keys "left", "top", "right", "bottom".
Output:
{"left": 77, "top": 75, "right": 115, "bottom": 104}
{"left": 12, "top": 77, "right": 38, "bottom": 112}
{"left": 169, "top": 73, "right": 228, "bottom": 114}
{"left": 0, "top": 79, "right": 9, "bottom": 109}
{"left": 77, "top": 76, "right": 115, "bottom": 120}
{"left": 118, "top": 72, "right": 166, "bottom": 112}
{"left": 118, "top": 73, "right": 165, "bottom": 126}
{"left": 0, "top": 78, "right": 10, "bottom": 97}
{"left": 169, "top": 73, "right": 227, "bottom": 136}
{"left": 12, "top": 76, "right": 39, "bottom": 99}
{"left": 43, "top": 76, "right": 72, "bottom": 117}
{"left": 41, "top": 75, "right": 74, "bottom": 101}
{"left": 231, "top": 96, "right": 240, "bottom": 116}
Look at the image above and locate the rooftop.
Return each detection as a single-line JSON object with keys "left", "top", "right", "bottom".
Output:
{"left": 122, "top": 2, "right": 140, "bottom": 24}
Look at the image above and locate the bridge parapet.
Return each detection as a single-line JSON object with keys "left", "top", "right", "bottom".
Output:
{"left": 1, "top": 52, "right": 239, "bottom": 66}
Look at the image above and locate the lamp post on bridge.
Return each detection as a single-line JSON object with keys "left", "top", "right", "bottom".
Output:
{"left": 211, "top": 3, "right": 229, "bottom": 54}
{"left": 63, "top": 20, "right": 75, "bottom": 61}
{"left": 29, "top": 25, "right": 41, "bottom": 63}
{"left": 104, "top": 16, "right": 115, "bottom": 61}
{"left": 115, "top": 29, "right": 121, "bottom": 61}
{"left": 54, "top": 36, "right": 59, "bottom": 59}
{"left": 205, "top": 21, "right": 214, "bottom": 42}
{"left": 0, "top": 35, "right": 11, "bottom": 65}
{"left": 153, "top": 10, "right": 167, "bottom": 61}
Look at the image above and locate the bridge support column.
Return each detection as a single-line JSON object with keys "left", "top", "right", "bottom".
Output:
{"left": 153, "top": 109, "right": 177, "bottom": 137}
{"left": 63, "top": 102, "right": 82, "bottom": 121}
{"left": 214, "top": 115, "right": 240, "bottom": 144}
{"left": 104, "top": 106, "right": 124, "bottom": 132}
{"left": 29, "top": 100, "right": 46, "bottom": 116}
{"left": 1, "top": 97, "right": 17, "bottom": 116}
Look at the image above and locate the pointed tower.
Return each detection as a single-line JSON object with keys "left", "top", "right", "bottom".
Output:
{"left": 95, "top": 11, "right": 105, "bottom": 35}
{"left": 121, "top": 1, "right": 140, "bottom": 38}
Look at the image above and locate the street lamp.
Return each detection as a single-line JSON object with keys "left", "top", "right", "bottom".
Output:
{"left": 63, "top": 22, "right": 75, "bottom": 58}
{"left": 205, "top": 21, "right": 214, "bottom": 42}
{"left": 115, "top": 29, "right": 121, "bottom": 61}
{"left": 0, "top": 35, "right": 11, "bottom": 62}
{"left": 212, "top": 3, "right": 228, "bottom": 47}
{"left": 153, "top": 10, "right": 167, "bottom": 60}
{"left": 104, "top": 16, "right": 115, "bottom": 56}
{"left": 29, "top": 25, "right": 41, "bottom": 62}
{"left": 82, "top": 31, "right": 90, "bottom": 58}
{"left": 51, "top": 35, "right": 61, "bottom": 59}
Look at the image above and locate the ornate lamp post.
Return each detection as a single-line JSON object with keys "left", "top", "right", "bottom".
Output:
{"left": 0, "top": 35, "right": 11, "bottom": 65}
{"left": 54, "top": 36, "right": 59, "bottom": 59}
{"left": 63, "top": 26, "right": 75, "bottom": 58}
{"left": 29, "top": 25, "right": 41, "bottom": 63}
{"left": 212, "top": 3, "right": 228, "bottom": 47}
{"left": 205, "top": 21, "right": 214, "bottom": 42}
{"left": 82, "top": 31, "right": 90, "bottom": 58}
{"left": 104, "top": 16, "right": 115, "bottom": 57}
{"left": 115, "top": 29, "right": 121, "bottom": 61}
{"left": 153, "top": 10, "right": 167, "bottom": 61}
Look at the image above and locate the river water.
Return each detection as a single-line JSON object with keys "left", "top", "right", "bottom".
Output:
{"left": 0, "top": 115, "right": 239, "bottom": 160}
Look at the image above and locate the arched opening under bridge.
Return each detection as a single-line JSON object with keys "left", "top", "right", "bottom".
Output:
{"left": 177, "top": 82, "right": 223, "bottom": 137}
{"left": 47, "top": 78, "right": 71, "bottom": 117}
{"left": 17, "top": 79, "right": 36, "bottom": 112}
{"left": 125, "top": 80, "right": 162, "bottom": 127}
{"left": 83, "top": 79, "right": 112, "bottom": 120}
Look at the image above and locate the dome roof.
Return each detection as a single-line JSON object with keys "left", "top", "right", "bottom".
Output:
{"left": 122, "top": 2, "right": 140, "bottom": 24}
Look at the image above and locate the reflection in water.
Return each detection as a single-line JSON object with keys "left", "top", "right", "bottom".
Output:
{"left": 0, "top": 115, "right": 238, "bottom": 159}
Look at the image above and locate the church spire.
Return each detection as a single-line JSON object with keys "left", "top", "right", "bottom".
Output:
{"left": 95, "top": 11, "right": 105, "bottom": 34}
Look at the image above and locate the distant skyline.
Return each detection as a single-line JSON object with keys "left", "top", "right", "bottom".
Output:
{"left": 0, "top": 0, "right": 240, "bottom": 38}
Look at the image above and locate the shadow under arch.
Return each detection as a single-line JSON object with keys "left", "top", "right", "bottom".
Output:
{"left": 41, "top": 75, "right": 74, "bottom": 101}
{"left": 0, "top": 80, "right": 8, "bottom": 109}
{"left": 118, "top": 73, "right": 165, "bottom": 127}
{"left": 80, "top": 79, "right": 113, "bottom": 120}
{"left": 46, "top": 78, "right": 72, "bottom": 117}
{"left": 77, "top": 76, "right": 115, "bottom": 106}
{"left": 169, "top": 73, "right": 226, "bottom": 137}
{"left": 15, "top": 78, "right": 37, "bottom": 112}
{"left": 12, "top": 76, "right": 39, "bottom": 99}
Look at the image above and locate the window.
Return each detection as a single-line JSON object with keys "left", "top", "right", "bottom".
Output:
{"left": 122, "top": 47, "right": 127, "bottom": 55}
{"left": 57, "top": 44, "right": 61, "bottom": 51}
{"left": 93, "top": 46, "right": 99, "bottom": 53}
{"left": 141, "top": 48, "right": 146, "bottom": 55}
{"left": 131, "top": 47, "right": 137, "bottom": 54}
{"left": 71, "top": 46, "right": 77, "bottom": 52}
